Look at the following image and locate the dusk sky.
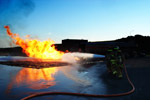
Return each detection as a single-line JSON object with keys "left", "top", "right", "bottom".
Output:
{"left": 0, "top": 0, "right": 150, "bottom": 47}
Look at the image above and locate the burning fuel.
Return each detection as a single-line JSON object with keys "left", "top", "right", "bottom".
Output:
{"left": 4, "top": 26, "right": 64, "bottom": 60}
{"left": 4, "top": 26, "right": 105, "bottom": 63}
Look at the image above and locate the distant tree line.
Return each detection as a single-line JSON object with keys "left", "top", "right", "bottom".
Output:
{"left": 115, "top": 34, "right": 150, "bottom": 54}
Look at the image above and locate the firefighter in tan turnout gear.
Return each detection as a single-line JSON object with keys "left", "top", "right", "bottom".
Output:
{"left": 106, "top": 46, "right": 124, "bottom": 78}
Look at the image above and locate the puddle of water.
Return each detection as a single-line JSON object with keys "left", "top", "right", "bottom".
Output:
{"left": 0, "top": 56, "right": 107, "bottom": 100}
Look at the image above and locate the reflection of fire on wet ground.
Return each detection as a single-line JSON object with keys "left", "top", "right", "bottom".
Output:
{"left": 6, "top": 67, "right": 58, "bottom": 93}
{"left": 4, "top": 57, "right": 103, "bottom": 93}
{"left": 2, "top": 58, "right": 71, "bottom": 93}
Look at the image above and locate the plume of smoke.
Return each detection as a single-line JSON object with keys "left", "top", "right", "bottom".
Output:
{"left": 0, "top": 0, "right": 35, "bottom": 24}
{"left": 0, "top": 0, "right": 35, "bottom": 48}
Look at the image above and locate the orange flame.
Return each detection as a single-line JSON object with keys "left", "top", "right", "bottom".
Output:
{"left": 4, "top": 26, "right": 64, "bottom": 60}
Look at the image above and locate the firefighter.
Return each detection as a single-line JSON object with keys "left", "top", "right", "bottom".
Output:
{"left": 106, "top": 48, "right": 114, "bottom": 73}
{"left": 106, "top": 46, "right": 124, "bottom": 78}
{"left": 116, "top": 49, "right": 124, "bottom": 78}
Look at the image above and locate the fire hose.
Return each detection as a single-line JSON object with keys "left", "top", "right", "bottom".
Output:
{"left": 21, "top": 63, "right": 135, "bottom": 100}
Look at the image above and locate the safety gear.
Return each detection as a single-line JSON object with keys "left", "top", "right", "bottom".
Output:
{"left": 107, "top": 49, "right": 113, "bottom": 52}
{"left": 118, "top": 74, "right": 123, "bottom": 78}
{"left": 113, "top": 71, "right": 117, "bottom": 75}
{"left": 106, "top": 46, "right": 124, "bottom": 78}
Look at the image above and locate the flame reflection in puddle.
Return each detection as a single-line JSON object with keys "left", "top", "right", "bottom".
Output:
{"left": 6, "top": 67, "right": 58, "bottom": 93}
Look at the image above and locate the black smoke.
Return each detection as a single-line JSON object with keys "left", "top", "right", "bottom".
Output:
{"left": 0, "top": 0, "right": 35, "bottom": 47}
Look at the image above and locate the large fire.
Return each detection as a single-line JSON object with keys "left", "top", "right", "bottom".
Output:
{"left": 4, "top": 26, "right": 64, "bottom": 60}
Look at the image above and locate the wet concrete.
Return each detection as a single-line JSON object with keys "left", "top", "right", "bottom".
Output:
{"left": 0, "top": 56, "right": 149, "bottom": 100}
